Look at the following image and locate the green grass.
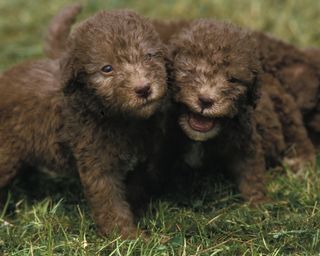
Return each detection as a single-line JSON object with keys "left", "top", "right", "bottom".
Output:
{"left": 0, "top": 0, "right": 320, "bottom": 255}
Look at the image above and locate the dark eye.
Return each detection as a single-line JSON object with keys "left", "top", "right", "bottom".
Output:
{"left": 228, "top": 77, "right": 241, "bottom": 83}
{"left": 145, "top": 52, "right": 162, "bottom": 60}
{"left": 146, "top": 53, "right": 154, "bottom": 60}
{"left": 101, "top": 65, "right": 113, "bottom": 73}
{"left": 228, "top": 77, "right": 251, "bottom": 86}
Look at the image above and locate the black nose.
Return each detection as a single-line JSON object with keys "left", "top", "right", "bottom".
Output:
{"left": 199, "top": 96, "right": 214, "bottom": 109}
{"left": 135, "top": 84, "right": 152, "bottom": 99}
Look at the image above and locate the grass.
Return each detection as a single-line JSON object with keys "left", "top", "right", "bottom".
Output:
{"left": 0, "top": 0, "right": 320, "bottom": 255}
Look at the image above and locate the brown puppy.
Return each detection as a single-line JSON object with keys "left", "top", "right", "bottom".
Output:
{"left": 167, "top": 20, "right": 267, "bottom": 203}
{"left": 0, "top": 10, "right": 168, "bottom": 238}
{"left": 151, "top": 20, "right": 316, "bottom": 172}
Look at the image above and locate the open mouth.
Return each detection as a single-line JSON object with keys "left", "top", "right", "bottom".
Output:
{"left": 188, "top": 112, "right": 216, "bottom": 133}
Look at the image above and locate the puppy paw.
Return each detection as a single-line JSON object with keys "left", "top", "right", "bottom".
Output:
{"left": 283, "top": 155, "right": 315, "bottom": 174}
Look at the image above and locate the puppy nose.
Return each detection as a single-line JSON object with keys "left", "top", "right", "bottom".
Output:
{"left": 135, "top": 84, "right": 152, "bottom": 98}
{"left": 199, "top": 96, "right": 214, "bottom": 109}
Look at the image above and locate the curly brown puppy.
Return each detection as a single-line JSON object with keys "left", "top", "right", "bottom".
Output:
{"left": 166, "top": 19, "right": 267, "bottom": 203}
{"left": 0, "top": 10, "right": 168, "bottom": 238}
{"left": 155, "top": 20, "right": 317, "bottom": 171}
{"left": 151, "top": 19, "right": 316, "bottom": 171}
{"left": 42, "top": 5, "right": 176, "bottom": 218}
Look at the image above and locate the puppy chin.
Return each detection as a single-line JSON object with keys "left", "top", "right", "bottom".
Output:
{"left": 179, "top": 115, "right": 221, "bottom": 141}
{"left": 130, "top": 101, "right": 160, "bottom": 119}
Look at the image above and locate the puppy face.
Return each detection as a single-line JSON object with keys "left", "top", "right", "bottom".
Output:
{"left": 170, "top": 20, "right": 261, "bottom": 141}
{"left": 62, "top": 10, "right": 167, "bottom": 119}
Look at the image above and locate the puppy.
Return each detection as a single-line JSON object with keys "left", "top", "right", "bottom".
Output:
{"left": 167, "top": 20, "right": 267, "bottom": 203}
{"left": 0, "top": 10, "right": 168, "bottom": 238}
{"left": 152, "top": 20, "right": 316, "bottom": 172}
{"left": 43, "top": 4, "right": 176, "bottom": 218}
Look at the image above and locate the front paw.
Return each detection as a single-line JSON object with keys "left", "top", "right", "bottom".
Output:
{"left": 97, "top": 214, "right": 146, "bottom": 240}
{"left": 240, "top": 186, "right": 269, "bottom": 205}
{"left": 248, "top": 193, "right": 272, "bottom": 206}
{"left": 283, "top": 155, "right": 316, "bottom": 174}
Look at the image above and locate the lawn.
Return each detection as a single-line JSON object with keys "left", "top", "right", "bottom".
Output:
{"left": 0, "top": 0, "right": 320, "bottom": 255}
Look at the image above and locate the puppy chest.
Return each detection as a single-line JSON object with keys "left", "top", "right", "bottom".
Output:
{"left": 118, "top": 150, "right": 146, "bottom": 174}
{"left": 183, "top": 142, "right": 204, "bottom": 169}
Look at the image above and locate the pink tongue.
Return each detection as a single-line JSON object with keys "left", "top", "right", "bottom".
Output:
{"left": 188, "top": 113, "right": 214, "bottom": 132}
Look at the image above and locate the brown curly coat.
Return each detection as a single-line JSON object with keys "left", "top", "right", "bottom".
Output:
{"left": 0, "top": 10, "right": 169, "bottom": 238}
{"left": 151, "top": 19, "right": 316, "bottom": 172}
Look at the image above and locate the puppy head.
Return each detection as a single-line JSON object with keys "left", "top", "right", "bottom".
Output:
{"left": 170, "top": 20, "right": 261, "bottom": 141}
{"left": 61, "top": 10, "right": 167, "bottom": 119}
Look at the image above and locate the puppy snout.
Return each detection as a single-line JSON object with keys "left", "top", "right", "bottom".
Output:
{"left": 135, "top": 84, "right": 152, "bottom": 99}
{"left": 199, "top": 95, "right": 214, "bottom": 109}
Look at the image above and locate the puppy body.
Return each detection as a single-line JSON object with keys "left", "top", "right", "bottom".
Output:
{"left": 167, "top": 20, "right": 267, "bottom": 203}
{"left": 0, "top": 10, "right": 169, "bottom": 238}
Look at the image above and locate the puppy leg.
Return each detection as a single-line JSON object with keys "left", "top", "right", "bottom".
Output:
{"left": 125, "top": 168, "right": 150, "bottom": 219}
{"left": 255, "top": 91, "right": 286, "bottom": 167}
{"left": 229, "top": 126, "right": 267, "bottom": 204}
{"left": 77, "top": 159, "right": 138, "bottom": 239}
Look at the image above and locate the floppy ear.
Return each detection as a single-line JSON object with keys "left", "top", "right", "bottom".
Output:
{"left": 247, "top": 71, "right": 261, "bottom": 109}
{"left": 60, "top": 52, "right": 86, "bottom": 95}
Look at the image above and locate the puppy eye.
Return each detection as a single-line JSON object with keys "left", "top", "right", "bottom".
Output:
{"left": 228, "top": 77, "right": 242, "bottom": 83}
{"left": 228, "top": 77, "right": 251, "bottom": 87}
{"left": 101, "top": 65, "right": 113, "bottom": 73}
{"left": 145, "top": 53, "right": 154, "bottom": 60}
{"left": 145, "top": 52, "right": 163, "bottom": 60}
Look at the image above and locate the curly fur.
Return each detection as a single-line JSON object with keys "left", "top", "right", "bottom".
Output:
{"left": 152, "top": 20, "right": 316, "bottom": 172}
{"left": 0, "top": 10, "right": 169, "bottom": 238}
{"left": 259, "top": 74, "right": 315, "bottom": 171}
{"left": 165, "top": 19, "right": 267, "bottom": 203}
{"left": 256, "top": 32, "right": 320, "bottom": 134}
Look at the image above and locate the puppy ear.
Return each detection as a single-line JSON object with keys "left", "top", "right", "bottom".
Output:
{"left": 247, "top": 72, "right": 261, "bottom": 108}
{"left": 60, "top": 52, "right": 86, "bottom": 95}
